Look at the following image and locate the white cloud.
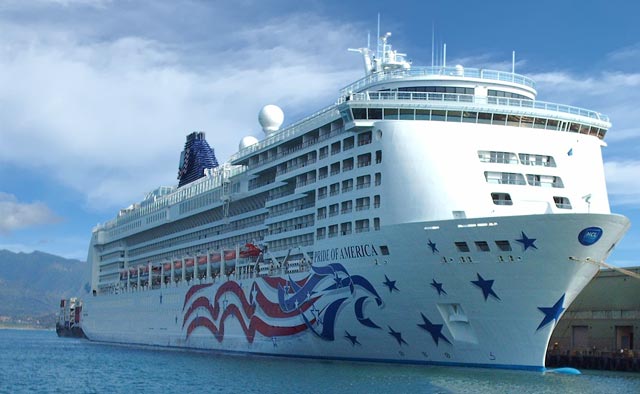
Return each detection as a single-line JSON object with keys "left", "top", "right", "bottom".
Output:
{"left": 0, "top": 193, "right": 60, "bottom": 234}
{"left": 0, "top": 11, "right": 361, "bottom": 211}
{"left": 604, "top": 161, "right": 640, "bottom": 206}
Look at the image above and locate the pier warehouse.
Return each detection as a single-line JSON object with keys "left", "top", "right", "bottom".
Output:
{"left": 547, "top": 267, "right": 640, "bottom": 371}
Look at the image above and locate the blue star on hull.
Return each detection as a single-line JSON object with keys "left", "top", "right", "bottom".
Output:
{"left": 515, "top": 231, "right": 537, "bottom": 251}
{"left": 471, "top": 273, "right": 500, "bottom": 301}
{"left": 344, "top": 330, "right": 361, "bottom": 346}
{"left": 388, "top": 326, "right": 408, "bottom": 346}
{"left": 537, "top": 293, "right": 566, "bottom": 331}
{"left": 431, "top": 279, "right": 447, "bottom": 296}
{"left": 417, "top": 313, "right": 451, "bottom": 345}
{"left": 383, "top": 275, "right": 399, "bottom": 293}
{"left": 428, "top": 239, "right": 439, "bottom": 254}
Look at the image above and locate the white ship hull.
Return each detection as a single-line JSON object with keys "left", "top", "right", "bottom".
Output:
{"left": 82, "top": 213, "right": 628, "bottom": 370}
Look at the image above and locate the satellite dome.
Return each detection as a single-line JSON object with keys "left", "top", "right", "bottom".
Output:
{"left": 239, "top": 136, "right": 259, "bottom": 150}
{"left": 258, "top": 105, "right": 284, "bottom": 136}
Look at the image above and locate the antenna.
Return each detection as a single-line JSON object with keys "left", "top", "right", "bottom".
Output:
{"left": 431, "top": 22, "right": 434, "bottom": 68}
{"left": 367, "top": 31, "right": 370, "bottom": 49}
{"left": 443, "top": 43, "right": 447, "bottom": 67}
{"left": 377, "top": 13, "right": 381, "bottom": 59}
{"left": 512, "top": 51, "right": 516, "bottom": 73}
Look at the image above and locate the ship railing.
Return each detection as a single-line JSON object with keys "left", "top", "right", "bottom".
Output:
{"left": 341, "top": 66, "right": 536, "bottom": 96}
{"left": 230, "top": 105, "right": 342, "bottom": 163}
{"left": 343, "top": 91, "right": 609, "bottom": 123}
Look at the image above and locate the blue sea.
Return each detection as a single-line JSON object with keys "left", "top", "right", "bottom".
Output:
{"left": 1, "top": 329, "right": 639, "bottom": 394}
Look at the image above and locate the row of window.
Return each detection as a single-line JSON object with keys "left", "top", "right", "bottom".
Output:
{"left": 316, "top": 217, "right": 381, "bottom": 239}
{"left": 484, "top": 171, "right": 564, "bottom": 188}
{"left": 487, "top": 89, "right": 529, "bottom": 100}
{"left": 348, "top": 107, "right": 605, "bottom": 138}
{"left": 455, "top": 239, "right": 512, "bottom": 253}
{"left": 478, "top": 151, "right": 556, "bottom": 167}
{"left": 491, "top": 192, "right": 572, "bottom": 209}
{"left": 318, "top": 174, "right": 382, "bottom": 200}
{"left": 317, "top": 195, "right": 381, "bottom": 219}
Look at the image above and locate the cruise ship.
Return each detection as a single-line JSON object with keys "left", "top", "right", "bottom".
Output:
{"left": 81, "top": 32, "right": 630, "bottom": 370}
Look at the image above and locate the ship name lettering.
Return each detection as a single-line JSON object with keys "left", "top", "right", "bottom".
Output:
{"left": 315, "top": 244, "right": 378, "bottom": 263}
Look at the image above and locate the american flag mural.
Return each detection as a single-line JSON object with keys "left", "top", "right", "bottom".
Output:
{"left": 182, "top": 263, "right": 384, "bottom": 343}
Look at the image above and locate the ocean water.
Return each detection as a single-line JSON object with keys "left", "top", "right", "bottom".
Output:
{"left": 1, "top": 329, "right": 639, "bottom": 394}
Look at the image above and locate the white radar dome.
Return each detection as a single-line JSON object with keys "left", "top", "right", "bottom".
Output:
{"left": 258, "top": 104, "right": 284, "bottom": 136}
{"left": 239, "top": 136, "right": 259, "bottom": 150}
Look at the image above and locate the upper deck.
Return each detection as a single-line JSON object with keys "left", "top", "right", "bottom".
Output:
{"left": 340, "top": 66, "right": 537, "bottom": 96}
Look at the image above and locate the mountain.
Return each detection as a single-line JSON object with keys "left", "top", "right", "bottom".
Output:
{"left": 0, "top": 249, "right": 89, "bottom": 327}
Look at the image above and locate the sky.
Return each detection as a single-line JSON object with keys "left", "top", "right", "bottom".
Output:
{"left": 1, "top": 0, "right": 639, "bottom": 266}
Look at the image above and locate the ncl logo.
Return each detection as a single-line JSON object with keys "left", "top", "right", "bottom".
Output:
{"left": 578, "top": 227, "right": 603, "bottom": 246}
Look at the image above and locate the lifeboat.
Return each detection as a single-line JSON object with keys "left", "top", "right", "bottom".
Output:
{"left": 174, "top": 260, "right": 182, "bottom": 270}
{"left": 185, "top": 258, "right": 195, "bottom": 268}
{"left": 163, "top": 262, "right": 171, "bottom": 271}
{"left": 239, "top": 243, "right": 262, "bottom": 258}
{"left": 224, "top": 250, "right": 236, "bottom": 260}
{"left": 197, "top": 256, "right": 207, "bottom": 265}
{"left": 210, "top": 252, "right": 221, "bottom": 263}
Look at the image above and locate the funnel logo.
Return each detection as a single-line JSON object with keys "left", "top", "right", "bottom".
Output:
{"left": 578, "top": 227, "right": 603, "bottom": 246}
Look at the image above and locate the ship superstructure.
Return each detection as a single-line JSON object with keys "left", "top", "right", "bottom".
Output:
{"left": 82, "top": 31, "right": 629, "bottom": 370}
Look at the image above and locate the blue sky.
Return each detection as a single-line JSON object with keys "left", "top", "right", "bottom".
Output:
{"left": 1, "top": 0, "right": 639, "bottom": 266}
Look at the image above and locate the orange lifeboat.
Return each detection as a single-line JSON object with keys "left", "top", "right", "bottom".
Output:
{"left": 240, "top": 243, "right": 262, "bottom": 258}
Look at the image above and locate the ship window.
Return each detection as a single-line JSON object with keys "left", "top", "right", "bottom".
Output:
{"left": 491, "top": 192, "right": 513, "bottom": 205}
{"left": 478, "top": 112, "right": 491, "bottom": 124}
{"left": 380, "top": 245, "right": 390, "bottom": 255}
{"left": 554, "top": 196, "right": 572, "bottom": 209}
{"left": 520, "top": 117, "right": 534, "bottom": 127}
{"left": 316, "top": 227, "right": 326, "bottom": 239}
{"left": 547, "top": 119, "right": 559, "bottom": 130}
{"left": 374, "top": 217, "right": 380, "bottom": 231}
{"left": 343, "top": 136, "right": 355, "bottom": 150}
{"left": 462, "top": 112, "right": 477, "bottom": 123}
{"left": 478, "top": 150, "right": 518, "bottom": 164}
{"left": 475, "top": 241, "right": 490, "bottom": 252}
{"left": 506, "top": 115, "right": 519, "bottom": 127}
{"left": 368, "top": 108, "right": 382, "bottom": 119}
{"left": 495, "top": 240, "right": 512, "bottom": 251}
{"left": 352, "top": 108, "right": 367, "bottom": 119}
{"left": 534, "top": 118, "right": 547, "bottom": 129}
{"left": 357, "top": 131, "right": 372, "bottom": 146}
{"left": 484, "top": 171, "right": 526, "bottom": 185}
{"left": 355, "top": 219, "right": 369, "bottom": 233}
{"left": 318, "top": 186, "right": 327, "bottom": 199}
{"left": 416, "top": 109, "right": 430, "bottom": 120}
{"left": 384, "top": 108, "right": 399, "bottom": 120}
{"left": 432, "top": 110, "right": 446, "bottom": 121}
{"left": 455, "top": 242, "right": 470, "bottom": 253}
{"left": 342, "top": 158, "right": 354, "bottom": 172}
{"left": 447, "top": 111, "right": 462, "bottom": 122}
{"left": 526, "top": 174, "right": 564, "bottom": 188}
{"left": 492, "top": 113, "right": 506, "bottom": 125}
{"left": 399, "top": 108, "right": 414, "bottom": 120}
{"left": 519, "top": 153, "right": 556, "bottom": 167}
